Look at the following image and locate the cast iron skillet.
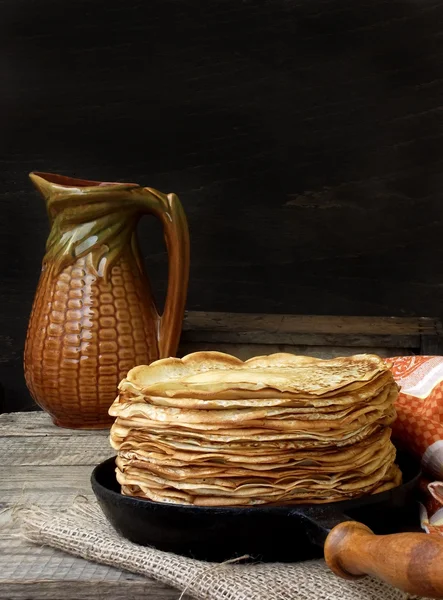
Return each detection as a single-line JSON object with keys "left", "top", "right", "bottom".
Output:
{"left": 91, "top": 451, "right": 443, "bottom": 598}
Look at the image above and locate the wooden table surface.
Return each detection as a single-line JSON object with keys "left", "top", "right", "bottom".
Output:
{"left": 0, "top": 410, "right": 431, "bottom": 600}
{"left": 0, "top": 411, "right": 179, "bottom": 600}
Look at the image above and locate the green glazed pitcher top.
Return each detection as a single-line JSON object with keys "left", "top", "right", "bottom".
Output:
{"left": 29, "top": 172, "right": 184, "bottom": 280}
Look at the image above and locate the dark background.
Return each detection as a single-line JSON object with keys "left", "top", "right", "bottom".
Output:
{"left": 2, "top": 0, "right": 443, "bottom": 412}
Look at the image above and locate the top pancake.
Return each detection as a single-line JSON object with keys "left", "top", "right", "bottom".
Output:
{"left": 120, "top": 351, "right": 390, "bottom": 399}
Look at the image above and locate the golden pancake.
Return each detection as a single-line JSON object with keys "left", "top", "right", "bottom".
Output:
{"left": 121, "top": 352, "right": 389, "bottom": 399}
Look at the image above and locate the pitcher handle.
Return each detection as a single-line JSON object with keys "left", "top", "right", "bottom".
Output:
{"left": 139, "top": 187, "right": 190, "bottom": 357}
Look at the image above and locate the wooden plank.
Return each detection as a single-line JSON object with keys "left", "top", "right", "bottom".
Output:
{"left": 0, "top": 536, "right": 180, "bottom": 600}
{"left": 0, "top": 523, "right": 181, "bottom": 598}
{"left": 0, "top": 538, "right": 181, "bottom": 599}
{"left": 0, "top": 410, "right": 176, "bottom": 599}
{"left": 0, "top": 490, "right": 96, "bottom": 535}
{"left": 0, "top": 412, "right": 110, "bottom": 436}
{"left": 181, "top": 312, "right": 442, "bottom": 348}
{"left": 183, "top": 311, "right": 441, "bottom": 335}
{"left": 420, "top": 334, "right": 443, "bottom": 355}
{"left": 182, "top": 330, "right": 420, "bottom": 348}
{"left": 0, "top": 489, "right": 94, "bottom": 509}
{"left": 0, "top": 484, "right": 151, "bottom": 600}
{"left": 0, "top": 435, "right": 113, "bottom": 466}
{"left": 1, "top": 465, "right": 98, "bottom": 493}
{"left": 0, "top": 580, "right": 180, "bottom": 600}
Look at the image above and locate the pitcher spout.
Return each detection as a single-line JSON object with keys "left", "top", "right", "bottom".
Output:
{"left": 29, "top": 172, "right": 58, "bottom": 201}
{"left": 29, "top": 171, "right": 132, "bottom": 197}
{"left": 29, "top": 171, "right": 141, "bottom": 218}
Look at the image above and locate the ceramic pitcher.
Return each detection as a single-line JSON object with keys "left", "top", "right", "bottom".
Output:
{"left": 24, "top": 172, "right": 190, "bottom": 429}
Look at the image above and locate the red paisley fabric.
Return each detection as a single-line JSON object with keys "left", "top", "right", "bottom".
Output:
{"left": 388, "top": 356, "right": 443, "bottom": 536}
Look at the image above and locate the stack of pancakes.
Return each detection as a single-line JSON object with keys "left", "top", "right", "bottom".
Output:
{"left": 109, "top": 352, "right": 401, "bottom": 506}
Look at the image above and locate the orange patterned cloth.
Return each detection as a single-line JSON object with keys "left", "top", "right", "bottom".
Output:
{"left": 388, "top": 356, "right": 443, "bottom": 536}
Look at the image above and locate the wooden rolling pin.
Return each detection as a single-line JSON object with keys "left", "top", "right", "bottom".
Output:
{"left": 325, "top": 521, "right": 443, "bottom": 598}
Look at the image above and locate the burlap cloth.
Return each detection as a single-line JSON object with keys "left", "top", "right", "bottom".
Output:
{"left": 18, "top": 496, "right": 425, "bottom": 600}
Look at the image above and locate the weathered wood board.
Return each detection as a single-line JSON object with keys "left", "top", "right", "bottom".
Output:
{"left": 179, "top": 311, "right": 443, "bottom": 358}
{"left": 0, "top": 412, "right": 182, "bottom": 600}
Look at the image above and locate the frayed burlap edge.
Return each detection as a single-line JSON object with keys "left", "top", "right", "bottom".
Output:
{"left": 16, "top": 497, "right": 420, "bottom": 600}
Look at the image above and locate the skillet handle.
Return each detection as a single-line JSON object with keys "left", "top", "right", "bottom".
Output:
{"left": 324, "top": 521, "right": 443, "bottom": 599}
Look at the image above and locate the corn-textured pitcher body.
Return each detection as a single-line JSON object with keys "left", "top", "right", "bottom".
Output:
{"left": 24, "top": 173, "right": 189, "bottom": 429}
